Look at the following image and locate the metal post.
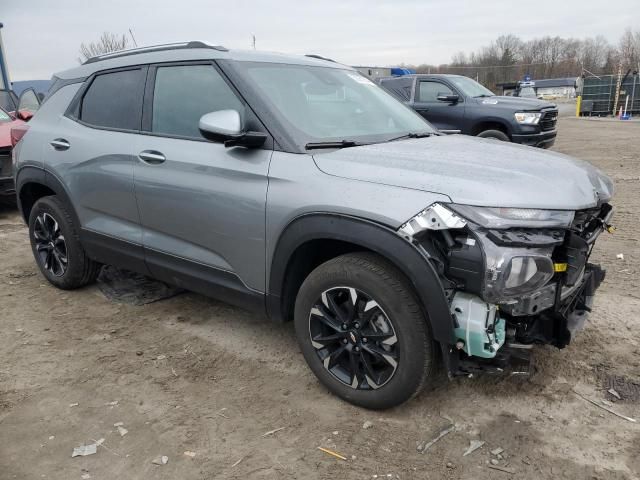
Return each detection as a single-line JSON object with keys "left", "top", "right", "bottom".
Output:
{"left": 0, "top": 23, "right": 11, "bottom": 90}
{"left": 631, "top": 72, "right": 637, "bottom": 118}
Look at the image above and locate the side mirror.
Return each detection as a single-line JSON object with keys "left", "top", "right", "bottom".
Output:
{"left": 199, "top": 110, "right": 266, "bottom": 148}
{"left": 437, "top": 94, "right": 459, "bottom": 103}
{"left": 16, "top": 110, "right": 34, "bottom": 121}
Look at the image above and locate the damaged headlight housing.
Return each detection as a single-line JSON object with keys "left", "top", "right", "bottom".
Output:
{"left": 514, "top": 112, "right": 542, "bottom": 125}
{"left": 478, "top": 231, "right": 555, "bottom": 302}
{"left": 399, "top": 203, "right": 560, "bottom": 303}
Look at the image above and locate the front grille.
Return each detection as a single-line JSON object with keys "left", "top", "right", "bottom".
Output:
{"left": 0, "top": 149, "right": 11, "bottom": 177}
{"left": 539, "top": 110, "right": 558, "bottom": 131}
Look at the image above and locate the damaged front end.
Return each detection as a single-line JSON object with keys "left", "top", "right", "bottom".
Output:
{"left": 399, "top": 202, "right": 614, "bottom": 376}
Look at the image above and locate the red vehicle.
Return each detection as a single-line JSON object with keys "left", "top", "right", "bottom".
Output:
{"left": 1, "top": 88, "right": 40, "bottom": 197}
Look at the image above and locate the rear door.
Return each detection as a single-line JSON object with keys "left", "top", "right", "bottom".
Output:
{"left": 47, "top": 66, "right": 148, "bottom": 272}
{"left": 133, "top": 61, "right": 272, "bottom": 297}
{"left": 413, "top": 80, "right": 465, "bottom": 132}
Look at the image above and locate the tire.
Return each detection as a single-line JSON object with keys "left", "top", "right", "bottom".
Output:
{"left": 477, "top": 129, "right": 510, "bottom": 142}
{"left": 28, "top": 196, "right": 101, "bottom": 289}
{"left": 294, "top": 252, "right": 438, "bottom": 409}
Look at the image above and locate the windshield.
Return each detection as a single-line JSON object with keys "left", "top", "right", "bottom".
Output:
{"left": 448, "top": 76, "right": 495, "bottom": 98}
{"left": 238, "top": 62, "right": 435, "bottom": 148}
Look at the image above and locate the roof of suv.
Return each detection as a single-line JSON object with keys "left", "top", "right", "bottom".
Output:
{"left": 55, "top": 41, "right": 351, "bottom": 80}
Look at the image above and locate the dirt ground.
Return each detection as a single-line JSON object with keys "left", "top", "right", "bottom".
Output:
{"left": 1, "top": 117, "right": 639, "bottom": 480}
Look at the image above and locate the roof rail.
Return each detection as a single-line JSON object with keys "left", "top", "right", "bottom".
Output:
{"left": 305, "top": 54, "right": 336, "bottom": 63}
{"left": 83, "top": 41, "right": 228, "bottom": 65}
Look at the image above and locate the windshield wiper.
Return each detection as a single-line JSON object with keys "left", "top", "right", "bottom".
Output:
{"left": 305, "top": 140, "right": 364, "bottom": 150}
{"left": 386, "top": 131, "right": 434, "bottom": 142}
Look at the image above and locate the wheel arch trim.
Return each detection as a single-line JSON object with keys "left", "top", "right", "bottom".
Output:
{"left": 267, "top": 213, "right": 455, "bottom": 345}
{"left": 16, "top": 166, "right": 81, "bottom": 227}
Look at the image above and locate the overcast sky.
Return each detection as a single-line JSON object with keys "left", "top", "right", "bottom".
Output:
{"left": 2, "top": 0, "right": 639, "bottom": 81}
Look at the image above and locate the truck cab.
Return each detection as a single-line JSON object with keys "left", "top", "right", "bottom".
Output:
{"left": 378, "top": 74, "right": 558, "bottom": 148}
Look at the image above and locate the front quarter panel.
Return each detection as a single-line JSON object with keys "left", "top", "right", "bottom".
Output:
{"left": 265, "top": 151, "right": 451, "bottom": 281}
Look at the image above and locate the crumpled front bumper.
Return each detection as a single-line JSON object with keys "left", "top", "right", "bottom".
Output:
{"left": 540, "top": 262, "right": 605, "bottom": 348}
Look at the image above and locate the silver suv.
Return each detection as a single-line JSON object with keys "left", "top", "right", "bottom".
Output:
{"left": 13, "top": 42, "right": 614, "bottom": 409}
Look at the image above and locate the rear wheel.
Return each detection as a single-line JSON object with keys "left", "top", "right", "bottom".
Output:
{"left": 477, "top": 129, "right": 509, "bottom": 142}
{"left": 294, "top": 252, "right": 438, "bottom": 409}
{"left": 28, "top": 196, "right": 101, "bottom": 289}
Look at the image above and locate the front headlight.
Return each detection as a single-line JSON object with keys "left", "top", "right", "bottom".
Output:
{"left": 450, "top": 204, "right": 574, "bottom": 229}
{"left": 479, "top": 231, "right": 555, "bottom": 302}
{"left": 514, "top": 112, "right": 542, "bottom": 124}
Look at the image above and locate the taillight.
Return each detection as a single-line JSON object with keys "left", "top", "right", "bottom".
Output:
{"left": 11, "top": 124, "right": 30, "bottom": 148}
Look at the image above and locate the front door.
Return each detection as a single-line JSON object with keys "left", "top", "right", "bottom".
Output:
{"left": 413, "top": 80, "right": 465, "bottom": 132}
{"left": 133, "top": 62, "right": 272, "bottom": 303}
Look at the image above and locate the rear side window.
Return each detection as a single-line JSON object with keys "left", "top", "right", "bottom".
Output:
{"left": 80, "top": 69, "right": 144, "bottom": 130}
{"left": 418, "top": 81, "right": 454, "bottom": 102}
{"left": 151, "top": 65, "right": 244, "bottom": 138}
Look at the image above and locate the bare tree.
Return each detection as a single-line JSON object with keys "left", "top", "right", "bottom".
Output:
{"left": 79, "top": 32, "right": 131, "bottom": 63}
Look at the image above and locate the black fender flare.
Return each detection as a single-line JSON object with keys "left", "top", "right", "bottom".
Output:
{"left": 15, "top": 166, "right": 81, "bottom": 228}
{"left": 267, "top": 213, "right": 455, "bottom": 345}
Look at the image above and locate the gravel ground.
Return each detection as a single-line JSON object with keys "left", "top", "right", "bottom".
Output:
{"left": 1, "top": 117, "right": 639, "bottom": 480}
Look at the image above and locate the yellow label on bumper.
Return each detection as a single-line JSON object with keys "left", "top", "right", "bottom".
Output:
{"left": 554, "top": 263, "right": 568, "bottom": 273}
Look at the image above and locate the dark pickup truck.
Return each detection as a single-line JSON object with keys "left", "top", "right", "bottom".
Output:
{"left": 378, "top": 74, "right": 558, "bottom": 148}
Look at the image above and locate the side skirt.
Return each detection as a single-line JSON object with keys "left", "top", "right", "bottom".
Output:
{"left": 80, "top": 229, "right": 265, "bottom": 314}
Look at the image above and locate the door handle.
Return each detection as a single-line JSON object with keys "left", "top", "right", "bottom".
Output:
{"left": 138, "top": 150, "right": 166, "bottom": 165}
{"left": 50, "top": 138, "right": 70, "bottom": 151}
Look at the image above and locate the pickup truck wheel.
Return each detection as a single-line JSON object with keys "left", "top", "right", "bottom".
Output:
{"left": 477, "top": 129, "right": 510, "bottom": 142}
{"left": 294, "top": 252, "right": 437, "bottom": 409}
{"left": 28, "top": 196, "right": 101, "bottom": 290}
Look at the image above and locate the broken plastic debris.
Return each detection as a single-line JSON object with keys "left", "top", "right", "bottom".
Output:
{"left": 48, "top": 435, "right": 55, "bottom": 440}
{"left": 616, "top": 253, "right": 624, "bottom": 260}
{"left": 608, "top": 388, "right": 621, "bottom": 400}
{"left": 184, "top": 451, "right": 196, "bottom": 458}
{"left": 113, "top": 422, "right": 124, "bottom": 427}
{"left": 105, "top": 401, "right": 118, "bottom": 406}
{"left": 69, "top": 402, "right": 79, "bottom": 407}
{"left": 261, "top": 426, "right": 285, "bottom": 437}
{"left": 362, "top": 420, "right": 374, "bottom": 429}
{"left": 72, "top": 444, "right": 97, "bottom": 457}
{"left": 152, "top": 455, "right": 169, "bottom": 465}
{"left": 417, "top": 424, "right": 455, "bottom": 453}
{"left": 491, "top": 447, "right": 504, "bottom": 456}
{"left": 81, "top": 474, "right": 91, "bottom": 480}
{"left": 156, "top": 354, "right": 167, "bottom": 360}
{"left": 463, "top": 439, "right": 485, "bottom": 456}
{"left": 117, "top": 426, "right": 128, "bottom": 437}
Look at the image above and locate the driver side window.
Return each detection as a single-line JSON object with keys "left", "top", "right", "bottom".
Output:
{"left": 418, "top": 81, "right": 453, "bottom": 102}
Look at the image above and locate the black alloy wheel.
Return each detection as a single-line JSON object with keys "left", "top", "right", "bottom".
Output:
{"left": 309, "top": 286, "right": 399, "bottom": 390}
{"left": 33, "top": 212, "right": 68, "bottom": 277}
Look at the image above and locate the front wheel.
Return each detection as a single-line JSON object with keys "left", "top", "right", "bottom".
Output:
{"left": 294, "top": 252, "right": 438, "bottom": 409}
{"left": 477, "top": 129, "right": 510, "bottom": 142}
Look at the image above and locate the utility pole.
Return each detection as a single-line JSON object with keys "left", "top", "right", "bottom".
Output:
{"left": 0, "top": 23, "right": 11, "bottom": 90}
{"left": 251, "top": 34, "right": 256, "bottom": 50}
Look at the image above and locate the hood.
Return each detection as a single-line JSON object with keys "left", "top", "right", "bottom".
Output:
{"left": 313, "top": 135, "right": 613, "bottom": 211}
{"left": 474, "top": 96, "right": 555, "bottom": 111}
